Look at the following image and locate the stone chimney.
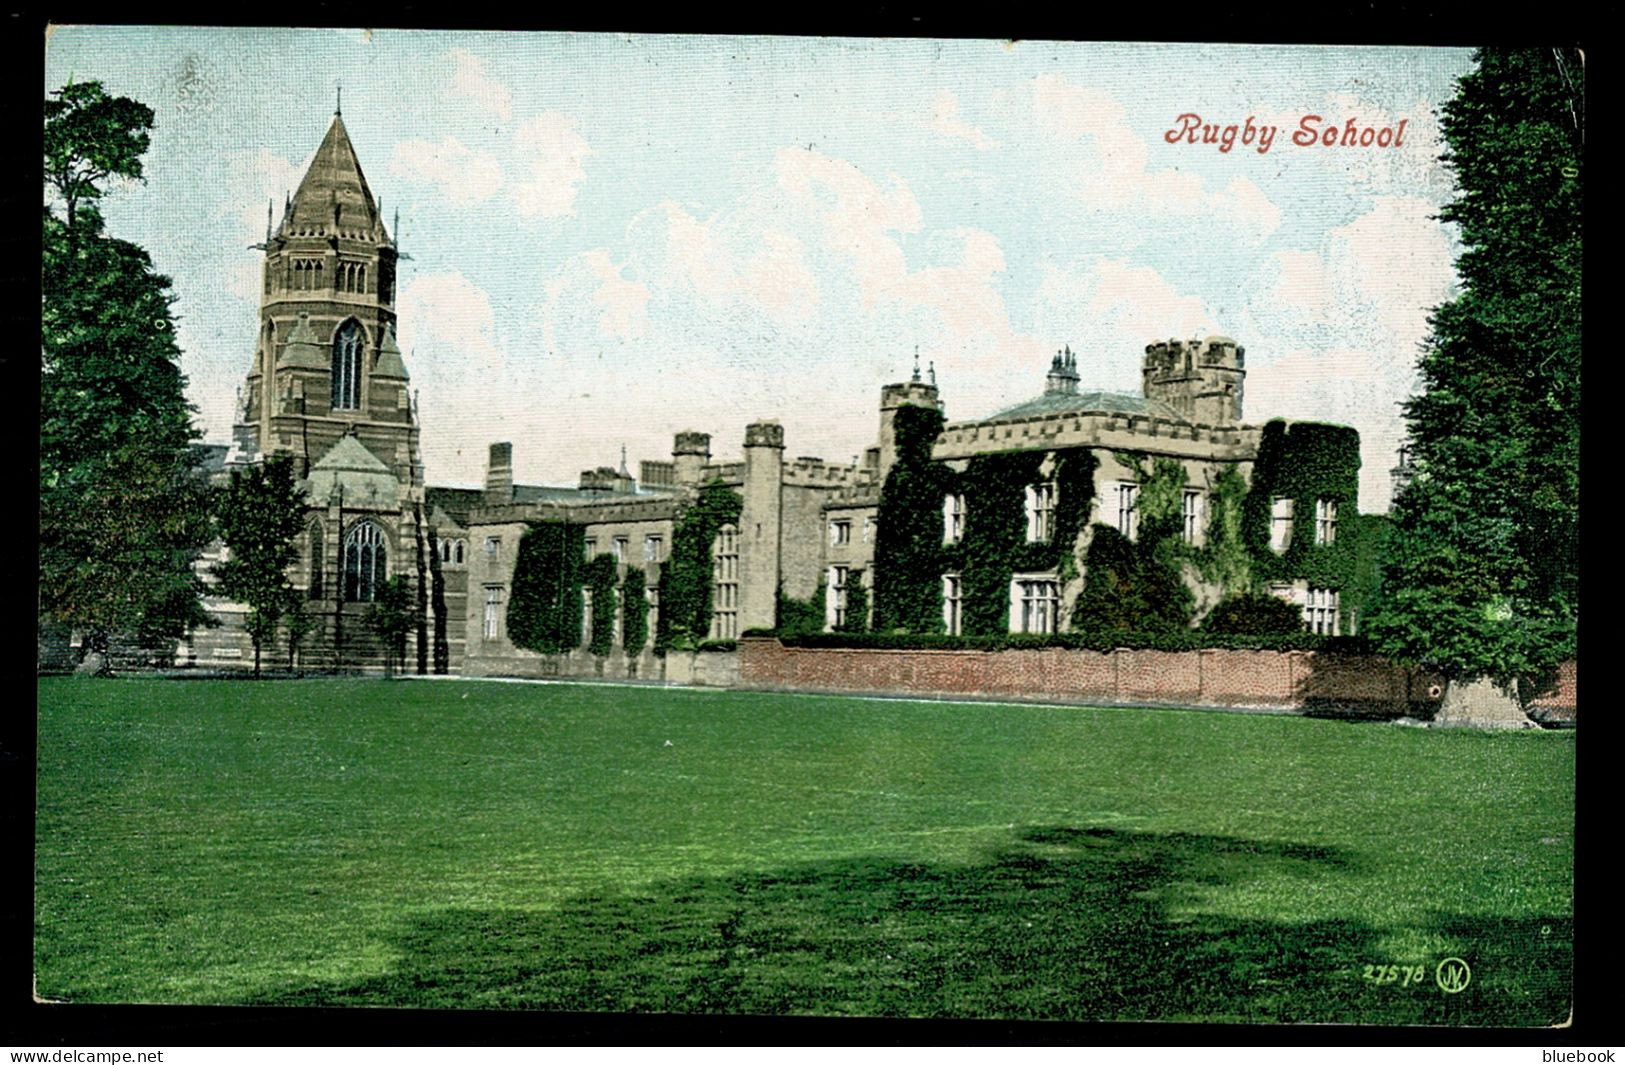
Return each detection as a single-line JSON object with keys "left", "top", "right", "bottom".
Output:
{"left": 485, "top": 441, "right": 513, "bottom": 503}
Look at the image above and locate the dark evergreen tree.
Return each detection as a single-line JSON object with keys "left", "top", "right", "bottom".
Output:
{"left": 1365, "top": 49, "right": 1581, "bottom": 695}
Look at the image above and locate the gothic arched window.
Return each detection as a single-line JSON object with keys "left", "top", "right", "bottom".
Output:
{"left": 342, "top": 521, "right": 388, "bottom": 603}
{"left": 308, "top": 521, "right": 326, "bottom": 600}
{"left": 331, "top": 319, "right": 364, "bottom": 411}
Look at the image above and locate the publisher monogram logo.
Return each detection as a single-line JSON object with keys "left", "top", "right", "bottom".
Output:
{"left": 1435, "top": 957, "right": 1471, "bottom": 993}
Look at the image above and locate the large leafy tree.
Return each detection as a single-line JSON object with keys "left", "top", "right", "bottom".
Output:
{"left": 1365, "top": 49, "right": 1581, "bottom": 694}
{"left": 41, "top": 81, "right": 214, "bottom": 658}
{"left": 214, "top": 455, "right": 308, "bottom": 675}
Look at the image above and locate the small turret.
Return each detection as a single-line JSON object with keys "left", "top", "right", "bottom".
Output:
{"left": 1044, "top": 344, "right": 1080, "bottom": 396}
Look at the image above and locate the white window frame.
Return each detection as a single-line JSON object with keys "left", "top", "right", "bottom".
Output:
{"left": 1182, "top": 489, "right": 1204, "bottom": 546}
{"left": 943, "top": 493, "right": 965, "bottom": 544}
{"left": 830, "top": 519, "right": 852, "bottom": 546}
{"left": 1116, "top": 482, "right": 1139, "bottom": 541}
{"left": 613, "top": 536, "right": 629, "bottom": 562}
{"left": 942, "top": 573, "right": 963, "bottom": 636}
{"left": 826, "top": 565, "right": 850, "bottom": 630}
{"left": 1315, "top": 498, "right": 1338, "bottom": 546}
{"left": 1270, "top": 498, "right": 1294, "bottom": 554}
{"left": 643, "top": 534, "right": 662, "bottom": 562}
{"left": 1009, "top": 573, "right": 1060, "bottom": 634}
{"left": 483, "top": 585, "right": 503, "bottom": 640}
{"left": 1303, "top": 587, "right": 1340, "bottom": 635}
{"left": 1026, "top": 483, "right": 1057, "bottom": 542}
{"left": 710, "top": 524, "right": 740, "bottom": 639}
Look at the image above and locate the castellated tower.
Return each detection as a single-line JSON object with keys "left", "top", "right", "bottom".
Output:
{"left": 1141, "top": 336, "right": 1246, "bottom": 425}
{"left": 877, "top": 375, "right": 942, "bottom": 483}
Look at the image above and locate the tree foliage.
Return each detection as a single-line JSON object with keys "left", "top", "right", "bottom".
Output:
{"left": 620, "top": 567, "right": 649, "bottom": 658}
{"left": 1365, "top": 49, "right": 1581, "bottom": 685}
{"left": 214, "top": 454, "right": 308, "bottom": 674}
{"left": 40, "top": 81, "right": 212, "bottom": 657}
{"left": 656, "top": 483, "right": 743, "bottom": 651}
{"left": 364, "top": 576, "right": 416, "bottom": 675}
{"left": 507, "top": 522, "right": 585, "bottom": 655}
{"left": 43, "top": 81, "right": 154, "bottom": 232}
{"left": 870, "top": 404, "right": 951, "bottom": 633}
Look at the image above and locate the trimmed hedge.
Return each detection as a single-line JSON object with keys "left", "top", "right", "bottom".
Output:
{"left": 771, "top": 630, "right": 1374, "bottom": 654}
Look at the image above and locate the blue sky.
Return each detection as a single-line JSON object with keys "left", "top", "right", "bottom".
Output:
{"left": 45, "top": 28, "right": 1475, "bottom": 510}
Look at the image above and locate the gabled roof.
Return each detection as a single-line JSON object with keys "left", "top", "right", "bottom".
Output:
{"left": 304, "top": 433, "right": 399, "bottom": 506}
{"left": 984, "top": 390, "right": 1189, "bottom": 423}
{"left": 284, "top": 115, "right": 388, "bottom": 241}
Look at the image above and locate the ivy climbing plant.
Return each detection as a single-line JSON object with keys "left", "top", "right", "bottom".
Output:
{"left": 1240, "top": 419, "right": 1364, "bottom": 625}
{"left": 656, "top": 481, "right": 743, "bottom": 652}
{"left": 507, "top": 520, "right": 585, "bottom": 654}
{"left": 871, "top": 403, "right": 951, "bottom": 633}
{"left": 585, "top": 552, "right": 619, "bottom": 657}
{"left": 620, "top": 567, "right": 648, "bottom": 658}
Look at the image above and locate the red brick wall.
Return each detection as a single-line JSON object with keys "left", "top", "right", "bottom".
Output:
{"left": 737, "top": 638, "right": 1578, "bottom": 717}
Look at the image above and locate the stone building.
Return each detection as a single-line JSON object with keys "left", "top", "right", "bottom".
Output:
{"left": 187, "top": 110, "right": 441, "bottom": 670}
{"left": 191, "top": 110, "right": 1361, "bottom": 675}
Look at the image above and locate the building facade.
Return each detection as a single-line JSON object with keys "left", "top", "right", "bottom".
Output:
{"left": 192, "top": 112, "right": 1361, "bottom": 675}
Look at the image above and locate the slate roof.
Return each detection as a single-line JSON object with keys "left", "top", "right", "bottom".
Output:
{"left": 283, "top": 114, "right": 388, "bottom": 241}
{"left": 303, "top": 434, "right": 399, "bottom": 506}
{"left": 983, "top": 390, "right": 1188, "bottom": 423}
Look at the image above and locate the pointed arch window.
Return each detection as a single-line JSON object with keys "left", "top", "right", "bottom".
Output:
{"left": 332, "top": 319, "right": 364, "bottom": 410}
{"left": 307, "top": 521, "right": 326, "bottom": 600}
{"left": 342, "top": 520, "right": 388, "bottom": 602}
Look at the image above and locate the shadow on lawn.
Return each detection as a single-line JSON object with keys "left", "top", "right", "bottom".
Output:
{"left": 257, "top": 825, "right": 1570, "bottom": 1025}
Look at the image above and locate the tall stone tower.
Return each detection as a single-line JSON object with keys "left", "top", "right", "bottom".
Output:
{"left": 235, "top": 108, "right": 415, "bottom": 483}
{"left": 223, "top": 108, "right": 425, "bottom": 671}
{"left": 1141, "top": 336, "right": 1245, "bottom": 425}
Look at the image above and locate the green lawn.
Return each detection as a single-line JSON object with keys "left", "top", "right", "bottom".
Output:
{"left": 35, "top": 677, "right": 1573, "bottom": 1023}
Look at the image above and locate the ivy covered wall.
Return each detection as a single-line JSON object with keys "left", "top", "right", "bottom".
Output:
{"left": 1240, "top": 419, "right": 1365, "bottom": 626}
{"left": 656, "top": 482, "right": 743, "bottom": 652}
{"left": 870, "top": 403, "right": 951, "bottom": 633}
{"left": 507, "top": 520, "right": 585, "bottom": 654}
{"left": 585, "top": 552, "right": 618, "bottom": 657}
{"left": 620, "top": 567, "right": 648, "bottom": 657}
{"left": 871, "top": 404, "right": 1098, "bottom": 636}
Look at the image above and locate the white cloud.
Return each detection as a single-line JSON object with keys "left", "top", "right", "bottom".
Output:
{"left": 583, "top": 249, "right": 651, "bottom": 341}
{"left": 449, "top": 47, "right": 514, "bottom": 123}
{"left": 1032, "top": 74, "right": 1282, "bottom": 244}
{"left": 511, "top": 113, "right": 593, "bottom": 218}
{"left": 396, "top": 271, "right": 504, "bottom": 374}
{"left": 774, "top": 147, "right": 921, "bottom": 306}
{"left": 389, "top": 136, "right": 504, "bottom": 206}
{"left": 930, "top": 88, "right": 999, "bottom": 151}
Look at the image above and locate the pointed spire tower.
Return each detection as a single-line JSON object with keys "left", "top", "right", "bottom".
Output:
{"left": 234, "top": 109, "right": 412, "bottom": 486}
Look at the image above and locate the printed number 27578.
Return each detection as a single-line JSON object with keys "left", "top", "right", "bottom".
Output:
{"left": 1364, "top": 964, "right": 1426, "bottom": 987}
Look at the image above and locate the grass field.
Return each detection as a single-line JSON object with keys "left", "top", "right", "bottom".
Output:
{"left": 35, "top": 677, "right": 1573, "bottom": 1024}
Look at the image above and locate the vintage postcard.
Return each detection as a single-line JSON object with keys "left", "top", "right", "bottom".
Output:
{"left": 36, "top": 28, "right": 1578, "bottom": 1033}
